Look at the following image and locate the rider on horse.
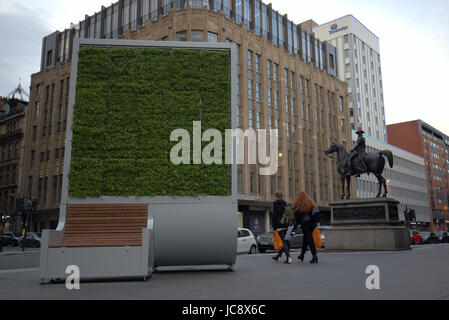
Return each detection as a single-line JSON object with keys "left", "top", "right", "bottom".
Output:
{"left": 348, "top": 128, "right": 367, "bottom": 176}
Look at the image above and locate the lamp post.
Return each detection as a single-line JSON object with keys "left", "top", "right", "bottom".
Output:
{"left": 8, "top": 194, "right": 38, "bottom": 252}
{"left": 0, "top": 213, "right": 8, "bottom": 253}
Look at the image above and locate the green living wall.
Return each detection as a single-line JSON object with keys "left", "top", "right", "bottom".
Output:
{"left": 69, "top": 46, "right": 231, "bottom": 198}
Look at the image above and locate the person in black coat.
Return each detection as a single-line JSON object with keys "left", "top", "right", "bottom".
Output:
{"left": 271, "top": 192, "right": 292, "bottom": 264}
{"left": 293, "top": 191, "right": 318, "bottom": 264}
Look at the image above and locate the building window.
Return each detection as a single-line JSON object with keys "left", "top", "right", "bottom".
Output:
{"left": 248, "top": 80, "right": 253, "bottom": 100}
{"left": 248, "top": 109, "right": 253, "bottom": 129}
{"left": 274, "top": 91, "right": 279, "bottom": 109}
{"left": 255, "top": 54, "right": 260, "bottom": 73}
{"left": 191, "top": 30, "right": 204, "bottom": 42}
{"left": 256, "top": 83, "right": 261, "bottom": 102}
{"left": 272, "top": 11, "right": 278, "bottom": 46}
{"left": 267, "top": 88, "right": 272, "bottom": 108}
{"left": 176, "top": 31, "right": 187, "bottom": 41}
{"left": 267, "top": 60, "right": 271, "bottom": 79}
{"left": 207, "top": 32, "right": 218, "bottom": 42}
{"left": 235, "top": 0, "right": 242, "bottom": 24}
{"left": 273, "top": 63, "right": 278, "bottom": 81}
{"left": 46, "top": 50, "right": 53, "bottom": 66}
{"left": 247, "top": 50, "right": 252, "bottom": 70}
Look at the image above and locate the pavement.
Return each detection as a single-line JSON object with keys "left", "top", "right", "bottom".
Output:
{"left": 0, "top": 247, "right": 40, "bottom": 257}
{"left": 0, "top": 244, "right": 448, "bottom": 300}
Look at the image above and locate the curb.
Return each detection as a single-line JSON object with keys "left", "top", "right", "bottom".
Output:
{"left": 0, "top": 251, "right": 40, "bottom": 257}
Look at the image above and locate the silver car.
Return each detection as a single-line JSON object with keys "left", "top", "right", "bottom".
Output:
{"left": 256, "top": 226, "right": 304, "bottom": 253}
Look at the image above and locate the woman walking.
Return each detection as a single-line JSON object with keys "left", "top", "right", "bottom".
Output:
{"left": 271, "top": 192, "right": 292, "bottom": 264}
{"left": 293, "top": 192, "right": 319, "bottom": 264}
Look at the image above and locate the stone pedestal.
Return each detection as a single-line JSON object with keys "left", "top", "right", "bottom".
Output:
{"left": 325, "top": 198, "right": 410, "bottom": 251}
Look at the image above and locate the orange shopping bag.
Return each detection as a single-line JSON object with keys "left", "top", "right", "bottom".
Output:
{"left": 273, "top": 231, "right": 284, "bottom": 251}
{"left": 313, "top": 229, "right": 323, "bottom": 249}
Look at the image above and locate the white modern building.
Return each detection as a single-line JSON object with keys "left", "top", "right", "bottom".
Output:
{"left": 352, "top": 131, "right": 431, "bottom": 226}
{"left": 313, "top": 15, "right": 387, "bottom": 142}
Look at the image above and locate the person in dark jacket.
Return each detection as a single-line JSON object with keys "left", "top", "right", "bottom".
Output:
{"left": 271, "top": 192, "right": 292, "bottom": 264}
{"left": 293, "top": 191, "right": 318, "bottom": 264}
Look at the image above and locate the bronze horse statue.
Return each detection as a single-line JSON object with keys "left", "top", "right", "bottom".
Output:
{"left": 324, "top": 142, "right": 394, "bottom": 199}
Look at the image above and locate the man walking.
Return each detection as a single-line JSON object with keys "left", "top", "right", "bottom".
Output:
{"left": 271, "top": 192, "right": 292, "bottom": 264}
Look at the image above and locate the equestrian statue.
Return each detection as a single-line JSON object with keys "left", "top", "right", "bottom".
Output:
{"left": 324, "top": 128, "right": 393, "bottom": 200}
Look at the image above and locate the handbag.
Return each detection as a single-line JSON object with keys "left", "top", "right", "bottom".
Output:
{"left": 313, "top": 229, "right": 323, "bottom": 249}
{"left": 280, "top": 205, "right": 294, "bottom": 227}
{"left": 273, "top": 231, "right": 284, "bottom": 251}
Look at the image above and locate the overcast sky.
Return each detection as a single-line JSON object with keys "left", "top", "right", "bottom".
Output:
{"left": 1, "top": 0, "right": 448, "bottom": 136}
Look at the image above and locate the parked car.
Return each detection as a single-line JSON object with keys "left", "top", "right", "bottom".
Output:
{"left": 237, "top": 228, "right": 258, "bottom": 254}
{"left": 441, "top": 232, "right": 449, "bottom": 244}
{"left": 410, "top": 230, "right": 422, "bottom": 245}
{"left": 18, "top": 232, "right": 41, "bottom": 248}
{"left": 435, "top": 231, "right": 447, "bottom": 243}
{"left": 420, "top": 232, "right": 430, "bottom": 244}
{"left": 1, "top": 232, "right": 21, "bottom": 247}
{"left": 256, "top": 226, "right": 304, "bottom": 253}
{"left": 426, "top": 232, "right": 440, "bottom": 244}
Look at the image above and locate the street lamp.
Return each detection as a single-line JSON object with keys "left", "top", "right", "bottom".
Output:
{"left": 0, "top": 213, "right": 10, "bottom": 253}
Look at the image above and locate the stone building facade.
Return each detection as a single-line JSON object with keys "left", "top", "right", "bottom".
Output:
{"left": 21, "top": 1, "right": 351, "bottom": 234}
{"left": 0, "top": 93, "right": 29, "bottom": 232}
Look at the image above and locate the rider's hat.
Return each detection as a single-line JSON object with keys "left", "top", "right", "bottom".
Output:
{"left": 356, "top": 127, "right": 365, "bottom": 135}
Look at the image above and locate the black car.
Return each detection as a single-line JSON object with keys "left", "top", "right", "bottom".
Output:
{"left": 18, "top": 232, "right": 41, "bottom": 248}
{"left": 440, "top": 232, "right": 449, "bottom": 244}
{"left": 1, "top": 232, "right": 21, "bottom": 247}
{"left": 256, "top": 226, "right": 304, "bottom": 253}
{"left": 425, "top": 232, "right": 440, "bottom": 244}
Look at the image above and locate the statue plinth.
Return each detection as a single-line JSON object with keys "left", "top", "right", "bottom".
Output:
{"left": 325, "top": 198, "right": 410, "bottom": 251}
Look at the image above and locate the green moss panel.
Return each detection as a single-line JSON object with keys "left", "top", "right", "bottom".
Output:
{"left": 69, "top": 46, "right": 231, "bottom": 198}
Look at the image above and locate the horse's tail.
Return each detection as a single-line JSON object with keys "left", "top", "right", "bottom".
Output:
{"left": 380, "top": 150, "right": 393, "bottom": 168}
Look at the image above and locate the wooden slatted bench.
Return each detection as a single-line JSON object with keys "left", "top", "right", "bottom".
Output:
{"left": 51, "top": 204, "right": 148, "bottom": 248}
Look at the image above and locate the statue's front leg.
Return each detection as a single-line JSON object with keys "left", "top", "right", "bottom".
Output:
{"left": 345, "top": 176, "right": 351, "bottom": 199}
{"left": 340, "top": 176, "right": 345, "bottom": 199}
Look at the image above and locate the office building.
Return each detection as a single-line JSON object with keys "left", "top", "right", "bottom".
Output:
{"left": 312, "top": 15, "right": 387, "bottom": 142}
{"left": 352, "top": 130, "right": 430, "bottom": 228}
{"left": 388, "top": 120, "right": 449, "bottom": 231}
